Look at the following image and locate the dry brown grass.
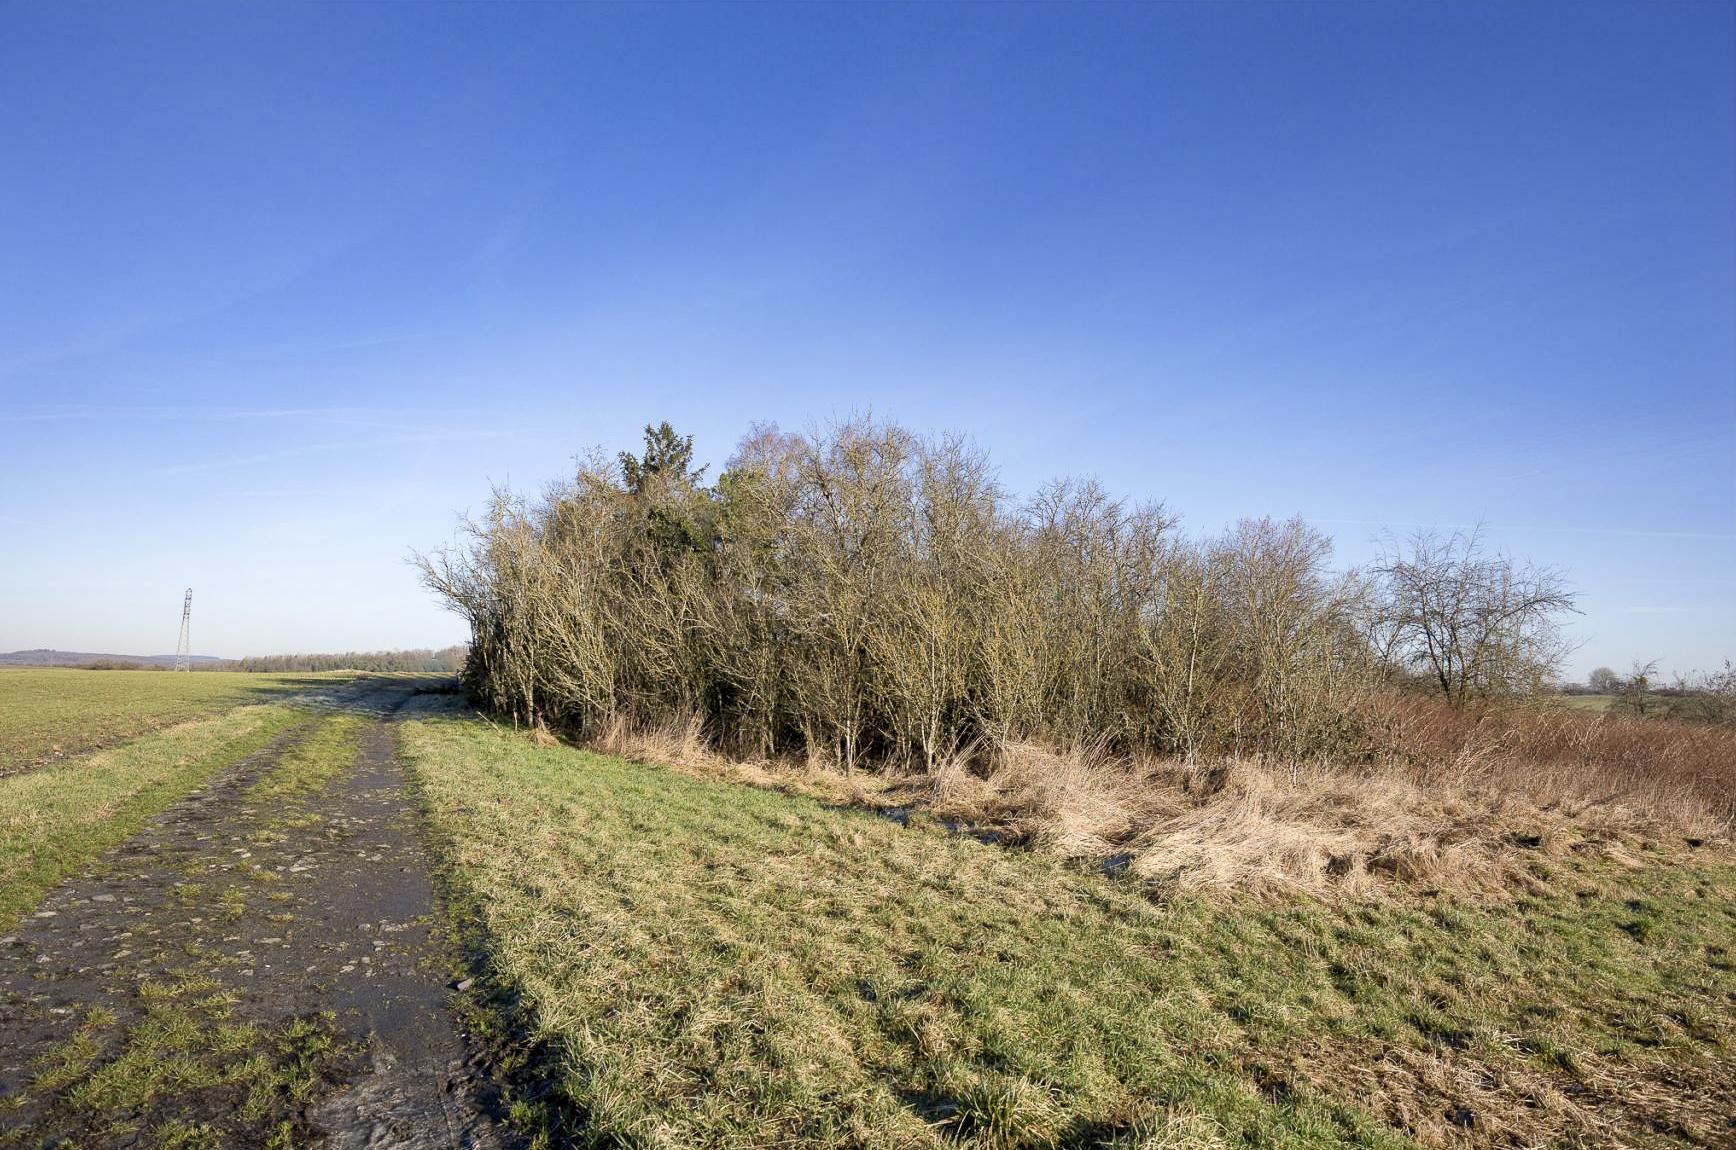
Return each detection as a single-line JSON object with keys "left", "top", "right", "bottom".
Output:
{"left": 913, "top": 747, "right": 1656, "bottom": 901}
{"left": 567, "top": 693, "right": 1732, "bottom": 903}
{"left": 1371, "top": 694, "right": 1735, "bottom": 836}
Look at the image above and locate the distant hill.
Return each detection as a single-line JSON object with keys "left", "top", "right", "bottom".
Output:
{"left": 0, "top": 649, "right": 224, "bottom": 668}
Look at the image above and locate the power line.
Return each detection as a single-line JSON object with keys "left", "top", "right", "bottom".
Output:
{"left": 174, "top": 588, "right": 192, "bottom": 672}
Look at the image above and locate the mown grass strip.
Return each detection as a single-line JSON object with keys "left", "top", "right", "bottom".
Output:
{"left": 246, "top": 714, "right": 365, "bottom": 807}
{"left": 401, "top": 707, "right": 1736, "bottom": 1149}
{"left": 0, "top": 706, "right": 309, "bottom": 928}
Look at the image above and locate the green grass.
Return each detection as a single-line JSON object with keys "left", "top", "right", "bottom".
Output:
{"left": 0, "top": 705, "right": 312, "bottom": 928}
{"left": 0, "top": 667, "right": 349, "bottom": 769}
{"left": 246, "top": 713, "right": 365, "bottom": 806}
{"left": 1557, "top": 694, "right": 1617, "bottom": 713}
{"left": 400, "top": 708, "right": 1736, "bottom": 1149}
{"left": 2, "top": 973, "right": 352, "bottom": 1150}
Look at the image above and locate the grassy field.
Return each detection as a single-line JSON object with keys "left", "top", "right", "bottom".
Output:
{"left": 1557, "top": 695, "right": 1617, "bottom": 713}
{"left": 0, "top": 667, "right": 345, "bottom": 771}
{"left": 401, "top": 705, "right": 1736, "bottom": 1150}
{"left": 0, "top": 668, "right": 392, "bottom": 929}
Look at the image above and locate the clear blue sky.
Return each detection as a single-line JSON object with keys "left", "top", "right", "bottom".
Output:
{"left": 2, "top": 1, "right": 1731, "bottom": 678}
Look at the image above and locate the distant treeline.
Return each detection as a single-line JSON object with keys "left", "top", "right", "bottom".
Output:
{"left": 199, "top": 647, "right": 468, "bottom": 674}
{"left": 419, "top": 418, "right": 1601, "bottom": 771}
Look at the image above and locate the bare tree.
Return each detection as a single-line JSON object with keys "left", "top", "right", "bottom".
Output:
{"left": 1372, "top": 525, "right": 1578, "bottom": 706}
{"left": 1587, "top": 666, "right": 1621, "bottom": 695}
{"left": 1670, "top": 661, "right": 1736, "bottom": 725}
{"left": 1609, "top": 658, "right": 1661, "bottom": 718}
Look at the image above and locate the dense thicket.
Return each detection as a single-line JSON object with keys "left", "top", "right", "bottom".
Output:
{"left": 419, "top": 419, "right": 1608, "bottom": 771}
{"left": 424, "top": 419, "right": 1392, "bottom": 767}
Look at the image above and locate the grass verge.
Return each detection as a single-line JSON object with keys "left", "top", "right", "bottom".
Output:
{"left": 401, "top": 705, "right": 1736, "bottom": 1149}
{"left": 0, "top": 705, "right": 310, "bottom": 928}
{"left": 590, "top": 704, "right": 1733, "bottom": 904}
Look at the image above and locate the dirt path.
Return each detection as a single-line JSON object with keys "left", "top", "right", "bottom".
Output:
{"left": 0, "top": 687, "right": 518, "bottom": 1148}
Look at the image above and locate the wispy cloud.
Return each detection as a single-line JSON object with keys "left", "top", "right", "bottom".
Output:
{"left": 209, "top": 488, "right": 332, "bottom": 500}
{"left": 271, "top": 332, "right": 432, "bottom": 354}
{"left": 148, "top": 429, "right": 512, "bottom": 476}
{"left": 1306, "top": 517, "right": 1479, "bottom": 533}
{"left": 149, "top": 441, "right": 356, "bottom": 475}
{"left": 1545, "top": 526, "right": 1736, "bottom": 542}
{"left": 2, "top": 404, "right": 389, "bottom": 425}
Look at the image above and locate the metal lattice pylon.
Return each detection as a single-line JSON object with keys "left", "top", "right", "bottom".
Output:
{"left": 174, "top": 588, "right": 193, "bottom": 672}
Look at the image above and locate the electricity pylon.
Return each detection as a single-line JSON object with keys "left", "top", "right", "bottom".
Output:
{"left": 174, "top": 589, "right": 193, "bottom": 672}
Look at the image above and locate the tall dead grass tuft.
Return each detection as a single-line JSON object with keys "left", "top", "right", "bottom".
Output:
{"left": 1370, "top": 693, "right": 1735, "bottom": 842}
{"left": 934, "top": 742, "right": 1183, "bottom": 858}
{"left": 564, "top": 703, "right": 1729, "bottom": 902}
{"left": 592, "top": 711, "right": 713, "bottom": 770}
{"left": 902, "top": 736, "right": 1566, "bottom": 899}
{"left": 1124, "top": 760, "right": 1544, "bottom": 898}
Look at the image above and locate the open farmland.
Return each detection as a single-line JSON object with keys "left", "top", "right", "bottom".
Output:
{"left": 0, "top": 668, "right": 347, "bottom": 774}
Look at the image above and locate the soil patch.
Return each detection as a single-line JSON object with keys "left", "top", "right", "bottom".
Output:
{"left": 0, "top": 687, "right": 519, "bottom": 1148}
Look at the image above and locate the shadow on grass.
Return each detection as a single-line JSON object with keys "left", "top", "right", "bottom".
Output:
{"left": 392, "top": 706, "right": 592, "bottom": 1148}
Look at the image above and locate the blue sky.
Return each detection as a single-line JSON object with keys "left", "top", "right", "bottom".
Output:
{"left": 2, "top": 1, "right": 1731, "bottom": 678}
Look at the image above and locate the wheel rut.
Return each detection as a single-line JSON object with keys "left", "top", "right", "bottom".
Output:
{"left": 0, "top": 688, "right": 519, "bottom": 1148}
